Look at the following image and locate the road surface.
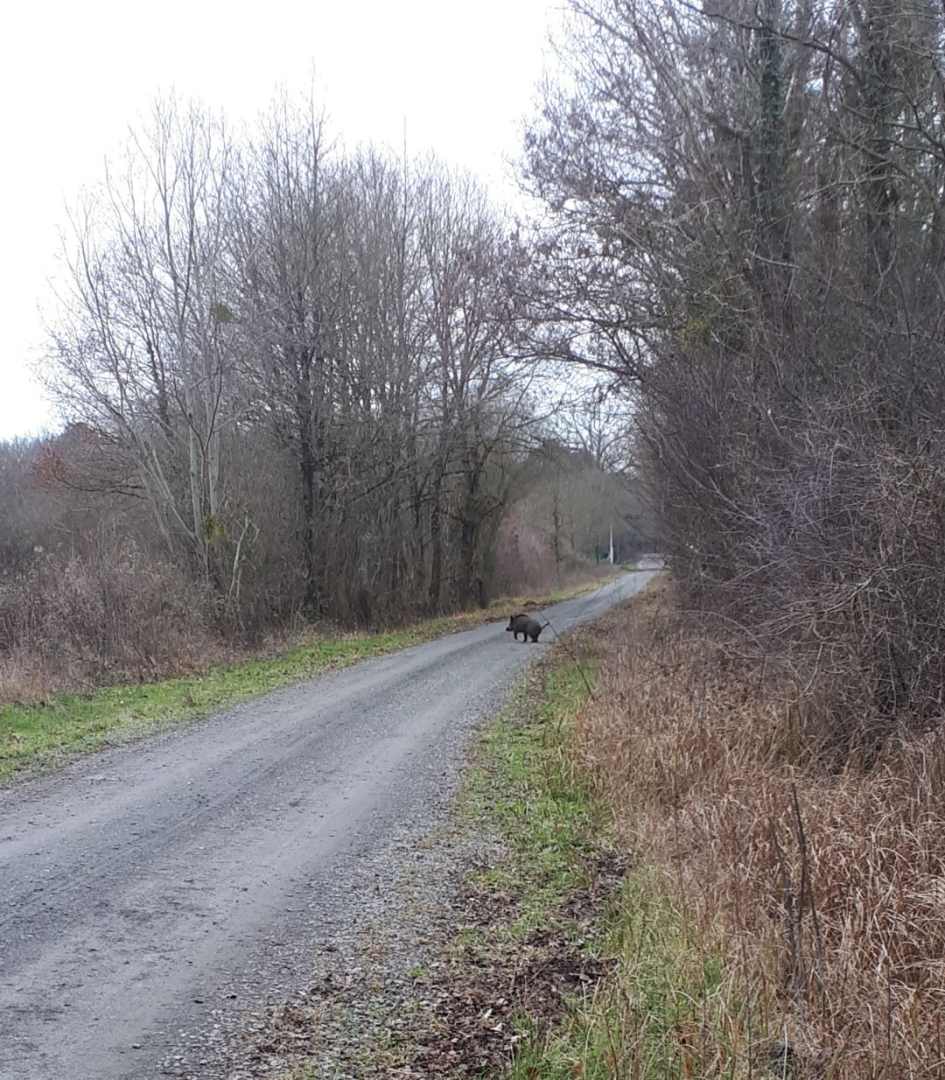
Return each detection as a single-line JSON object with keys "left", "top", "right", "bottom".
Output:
{"left": 0, "top": 571, "right": 656, "bottom": 1079}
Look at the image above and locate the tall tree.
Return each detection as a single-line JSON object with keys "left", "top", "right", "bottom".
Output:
{"left": 49, "top": 99, "right": 237, "bottom": 587}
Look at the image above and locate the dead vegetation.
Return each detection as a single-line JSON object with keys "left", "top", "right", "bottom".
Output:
{"left": 0, "top": 542, "right": 225, "bottom": 701}
{"left": 390, "top": 875, "right": 619, "bottom": 1077}
{"left": 573, "top": 580, "right": 945, "bottom": 1077}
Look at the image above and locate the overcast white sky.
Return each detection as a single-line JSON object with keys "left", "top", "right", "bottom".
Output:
{"left": 0, "top": 0, "right": 560, "bottom": 440}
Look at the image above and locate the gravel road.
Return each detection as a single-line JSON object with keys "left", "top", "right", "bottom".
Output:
{"left": 0, "top": 571, "right": 656, "bottom": 1080}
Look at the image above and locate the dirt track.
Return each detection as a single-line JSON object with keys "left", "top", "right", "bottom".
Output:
{"left": 0, "top": 571, "right": 656, "bottom": 1080}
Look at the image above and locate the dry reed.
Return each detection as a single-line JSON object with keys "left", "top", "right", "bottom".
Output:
{"left": 573, "top": 579, "right": 945, "bottom": 1078}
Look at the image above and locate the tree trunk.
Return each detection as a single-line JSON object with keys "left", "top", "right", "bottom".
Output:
{"left": 428, "top": 470, "right": 445, "bottom": 612}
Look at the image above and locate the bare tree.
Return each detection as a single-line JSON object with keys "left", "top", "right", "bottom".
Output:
{"left": 226, "top": 96, "right": 345, "bottom": 614}
{"left": 525, "top": 0, "right": 945, "bottom": 738}
{"left": 48, "top": 99, "right": 237, "bottom": 589}
{"left": 417, "top": 167, "right": 537, "bottom": 609}
{"left": 41, "top": 92, "right": 560, "bottom": 636}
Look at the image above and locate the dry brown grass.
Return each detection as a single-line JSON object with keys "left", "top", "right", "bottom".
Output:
{"left": 574, "top": 578, "right": 945, "bottom": 1078}
{"left": 0, "top": 544, "right": 226, "bottom": 702}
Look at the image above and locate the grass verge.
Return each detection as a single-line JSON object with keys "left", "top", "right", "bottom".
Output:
{"left": 490, "top": 640, "right": 751, "bottom": 1079}
{"left": 0, "top": 573, "right": 617, "bottom": 785}
{"left": 383, "top": 653, "right": 627, "bottom": 1077}
{"left": 369, "top": 589, "right": 746, "bottom": 1079}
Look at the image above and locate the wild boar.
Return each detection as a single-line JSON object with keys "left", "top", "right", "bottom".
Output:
{"left": 505, "top": 612, "right": 548, "bottom": 643}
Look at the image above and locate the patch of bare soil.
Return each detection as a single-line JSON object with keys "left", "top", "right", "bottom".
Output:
{"left": 388, "top": 873, "right": 619, "bottom": 1078}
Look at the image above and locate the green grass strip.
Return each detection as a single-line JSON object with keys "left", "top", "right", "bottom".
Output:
{"left": 462, "top": 662, "right": 604, "bottom": 940}
{"left": 509, "top": 869, "right": 743, "bottom": 1080}
{"left": 466, "top": 650, "right": 747, "bottom": 1080}
{"left": 0, "top": 625, "right": 443, "bottom": 782}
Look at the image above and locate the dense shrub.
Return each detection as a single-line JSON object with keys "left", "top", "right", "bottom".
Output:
{"left": 0, "top": 543, "right": 220, "bottom": 698}
{"left": 527, "top": 0, "right": 945, "bottom": 750}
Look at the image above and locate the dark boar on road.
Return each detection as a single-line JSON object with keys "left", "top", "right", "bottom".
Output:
{"left": 505, "top": 613, "right": 548, "bottom": 643}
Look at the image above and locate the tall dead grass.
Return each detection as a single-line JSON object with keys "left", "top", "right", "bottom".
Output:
{"left": 575, "top": 580, "right": 945, "bottom": 1077}
{"left": 0, "top": 542, "right": 223, "bottom": 702}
